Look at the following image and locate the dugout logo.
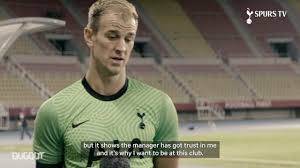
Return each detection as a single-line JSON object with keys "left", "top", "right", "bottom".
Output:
{"left": 11, "top": 152, "right": 44, "bottom": 160}
{"left": 246, "top": 8, "right": 287, "bottom": 24}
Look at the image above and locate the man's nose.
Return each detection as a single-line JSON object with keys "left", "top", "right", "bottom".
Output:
{"left": 115, "top": 39, "right": 126, "bottom": 54}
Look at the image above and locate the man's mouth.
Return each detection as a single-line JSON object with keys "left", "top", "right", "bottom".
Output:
{"left": 111, "top": 57, "right": 124, "bottom": 63}
{"left": 111, "top": 57, "right": 124, "bottom": 61}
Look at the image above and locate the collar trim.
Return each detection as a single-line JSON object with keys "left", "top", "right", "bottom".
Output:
{"left": 82, "top": 77, "right": 128, "bottom": 101}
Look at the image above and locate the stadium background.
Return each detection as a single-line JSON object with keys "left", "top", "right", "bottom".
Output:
{"left": 0, "top": 0, "right": 300, "bottom": 167}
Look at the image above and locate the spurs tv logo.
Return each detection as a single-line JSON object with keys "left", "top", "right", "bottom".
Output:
{"left": 246, "top": 8, "right": 287, "bottom": 24}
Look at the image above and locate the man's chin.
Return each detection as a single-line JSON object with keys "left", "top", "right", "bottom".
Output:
{"left": 107, "top": 67, "right": 123, "bottom": 76}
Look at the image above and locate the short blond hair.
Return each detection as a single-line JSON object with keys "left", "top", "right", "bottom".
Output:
{"left": 87, "top": 0, "right": 138, "bottom": 33}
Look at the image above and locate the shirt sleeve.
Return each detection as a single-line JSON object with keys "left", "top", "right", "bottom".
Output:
{"left": 154, "top": 94, "right": 179, "bottom": 142}
{"left": 33, "top": 99, "right": 64, "bottom": 166}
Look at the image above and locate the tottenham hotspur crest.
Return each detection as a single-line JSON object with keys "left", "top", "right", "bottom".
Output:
{"left": 137, "top": 112, "right": 146, "bottom": 129}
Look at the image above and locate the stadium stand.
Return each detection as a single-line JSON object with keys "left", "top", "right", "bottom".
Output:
{"left": 0, "top": 62, "right": 43, "bottom": 107}
{"left": 138, "top": 0, "right": 216, "bottom": 58}
{"left": 127, "top": 58, "right": 191, "bottom": 103}
{"left": 6, "top": 36, "right": 43, "bottom": 56}
{"left": 178, "top": 0, "right": 254, "bottom": 58}
{"left": 163, "top": 58, "right": 253, "bottom": 102}
{"left": 230, "top": 57, "right": 300, "bottom": 100}
{"left": 13, "top": 55, "right": 83, "bottom": 94}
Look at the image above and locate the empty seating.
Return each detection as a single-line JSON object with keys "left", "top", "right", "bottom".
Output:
{"left": 179, "top": 0, "right": 253, "bottom": 58}
{"left": 13, "top": 55, "right": 83, "bottom": 94}
{"left": 164, "top": 58, "right": 253, "bottom": 101}
{"left": 6, "top": 36, "right": 43, "bottom": 56}
{"left": 230, "top": 58, "right": 300, "bottom": 99}
{"left": 139, "top": 0, "right": 216, "bottom": 58}
{"left": 127, "top": 58, "right": 191, "bottom": 103}
{"left": 0, "top": 63, "right": 43, "bottom": 107}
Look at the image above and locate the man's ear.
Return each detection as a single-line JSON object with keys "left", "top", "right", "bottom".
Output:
{"left": 84, "top": 28, "right": 95, "bottom": 47}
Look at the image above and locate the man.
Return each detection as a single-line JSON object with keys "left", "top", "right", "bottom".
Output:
{"left": 33, "top": 0, "right": 178, "bottom": 167}
{"left": 19, "top": 111, "right": 32, "bottom": 140}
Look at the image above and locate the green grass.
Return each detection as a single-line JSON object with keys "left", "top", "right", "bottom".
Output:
{"left": 0, "top": 144, "right": 32, "bottom": 152}
{"left": 180, "top": 128, "right": 300, "bottom": 168}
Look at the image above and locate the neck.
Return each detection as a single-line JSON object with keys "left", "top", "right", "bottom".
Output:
{"left": 85, "top": 62, "right": 126, "bottom": 96}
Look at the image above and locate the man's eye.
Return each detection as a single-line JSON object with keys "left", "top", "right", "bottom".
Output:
{"left": 107, "top": 34, "right": 117, "bottom": 40}
{"left": 125, "top": 39, "right": 131, "bottom": 43}
{"left": 125, "top": 37, "right": 134, "bottom": 43}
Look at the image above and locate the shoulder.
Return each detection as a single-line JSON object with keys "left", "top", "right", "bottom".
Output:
{"left": 45, "top": 79, "right": 83, "bottom": 109}
{"left": 51, "top": 79, "right": 83, "bottom": 100}
{"left": 128, "top": 78, "right": 168, "bottom": 98}
{"left": 127, "top": 78, "right": 175, "bottom": 112}
{"left": 37, "top": 80, "right": 83, "bottom": 125}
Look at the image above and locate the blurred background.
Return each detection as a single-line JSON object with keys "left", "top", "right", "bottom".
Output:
{"left": 0, "top": 0, "right": 300, "bottom": 167}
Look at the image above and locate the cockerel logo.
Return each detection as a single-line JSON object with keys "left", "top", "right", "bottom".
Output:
{"left": 246, "top": 8, "right": 254, "bottom": 24}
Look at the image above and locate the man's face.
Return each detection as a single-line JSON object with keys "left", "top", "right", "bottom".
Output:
{"left": 86, "top": 12, "right": 137, "bottom": 76}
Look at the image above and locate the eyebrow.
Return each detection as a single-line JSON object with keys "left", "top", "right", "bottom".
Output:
{"left": 106, "top": 30, "right": 118, "bottom": 34}
{"left": 106, "top": 30, "right": 136, "bottom": 37}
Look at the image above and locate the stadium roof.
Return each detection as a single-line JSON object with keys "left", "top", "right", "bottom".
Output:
{"left": 0, "top": 17, "right": 65, "bottom": 61}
